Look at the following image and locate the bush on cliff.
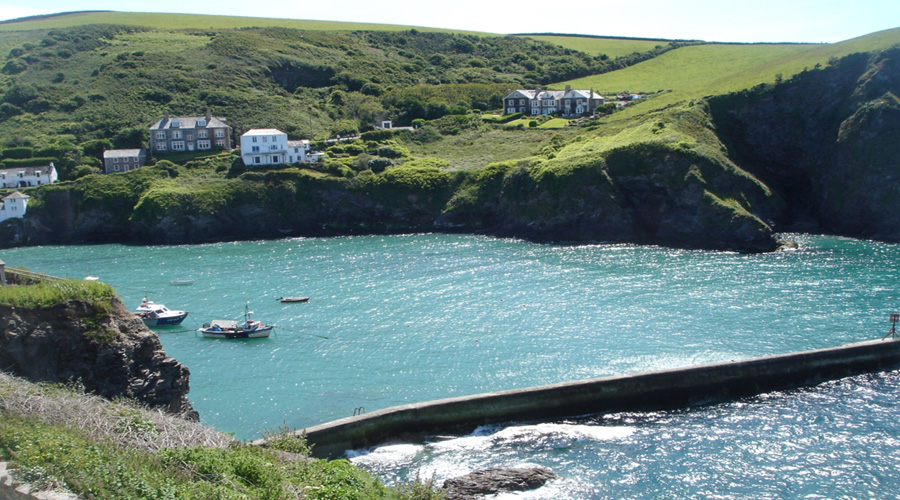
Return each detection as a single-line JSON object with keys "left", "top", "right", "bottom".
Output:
{"left": 0, "top": 277, "right": 115, "bottom": 309}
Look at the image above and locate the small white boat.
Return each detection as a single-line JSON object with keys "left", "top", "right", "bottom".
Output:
{"left": 84, "top": 276, "right": 99, "bottom": 281}
{"left": 170, "top": 279, "right": 195, "bottom": 285}
{"left": 198, "top": 303, "right": 274, "bottom": 339}
{"left": 135, "top": 297, "right": 189, "bottom": 327}
{"left": 278, "top": 296, "right": 309, "bottom": 303}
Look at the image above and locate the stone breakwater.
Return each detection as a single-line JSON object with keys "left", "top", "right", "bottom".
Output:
{"left": 273, "top": 339, "right": 900, "bottom": 458}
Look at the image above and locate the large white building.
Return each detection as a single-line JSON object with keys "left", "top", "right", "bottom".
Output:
{"left": 240, "top": 129, "right": 320, "bottom": 166}
{"left": 0, "top": 163, "right": 57, "bottom": 189}
{"left": 0, "top": 191, "right": 29, "bottom": 223}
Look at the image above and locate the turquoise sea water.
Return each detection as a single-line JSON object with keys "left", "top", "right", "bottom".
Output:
{"left": 3, "top": 233, "right": 900, "bottom": 498}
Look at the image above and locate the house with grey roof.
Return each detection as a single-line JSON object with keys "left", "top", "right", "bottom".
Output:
{"left": 240, "top": 129, "right": 322, "bottom": 166}
{"left": 504, "top": 86, "right": 605, "bottom": 118}
{"left": 0, "top": 191, "right": 29, "bottom": 223}
{"left": 0, "top": 163, "right": 57, "bottom": 189}
{"left": 102, "top": 149, "right": 147, "bottom": 174}
{"left": 149, "top": 109, "right": 233, "bottom": 154}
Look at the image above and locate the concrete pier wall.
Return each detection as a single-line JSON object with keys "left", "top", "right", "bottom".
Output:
{"left": 267, "top": 339, "right": 900, "bottom": 458}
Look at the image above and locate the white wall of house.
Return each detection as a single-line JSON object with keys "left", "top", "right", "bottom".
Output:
{"left": 241, "top": 129, "right": 290, "bottom": 166}
{"left": 0, "top": 192, "right": 29, "bottom": 223}
{"left": 0, "top": 164, "right": 57, "bottom": 189}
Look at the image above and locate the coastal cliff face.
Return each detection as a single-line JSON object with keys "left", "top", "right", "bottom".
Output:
{"left": 0, "top": 297, "right": 197, "bottom": 420}
{"left": 708, "top": 47, "right": 900, "bottom": 239}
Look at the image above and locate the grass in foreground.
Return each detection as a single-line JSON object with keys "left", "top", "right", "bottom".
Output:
{"left": 0, "top": 373, "right": 442, "bottom": 500}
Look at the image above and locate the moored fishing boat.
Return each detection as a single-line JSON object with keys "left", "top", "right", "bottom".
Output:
{"left": 198, "top": 303, "right": 274, "bottom": 339}
{"left": 135, "top": 297, "right": 189, "bottom": 326}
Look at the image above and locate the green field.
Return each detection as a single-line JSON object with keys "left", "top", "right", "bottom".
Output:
{"left": 0, "top": 10, "right": 490, "bottom": 35}
{"left": 525, "top": 35, "right": 674, "bottom": 59}
{"left": 559, "top": 28, "right": 900, "bottom": 120}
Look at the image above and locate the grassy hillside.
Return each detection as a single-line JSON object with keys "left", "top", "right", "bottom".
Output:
{"left": 0, "top": 10, "right": 485, "bottom": 35}
{"left": 524, "top": 34, "right": 676, "bottom": 59}
{"left": 559, "top": 28, "right": 900, "bottom": 120}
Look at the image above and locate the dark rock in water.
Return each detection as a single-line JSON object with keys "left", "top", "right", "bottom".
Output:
{"left": 0, "top": 297, "right": 197, "bottom": 420}
{"left": 442, "top": 467, "right": 557, "bottom": 500}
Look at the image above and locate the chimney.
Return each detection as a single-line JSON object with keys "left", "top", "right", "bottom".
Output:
{"left": 565, "top": 85, "right": 572, "bottom": 93}
{"left": 206, "top": 108, "right": 212, "bottom": 122}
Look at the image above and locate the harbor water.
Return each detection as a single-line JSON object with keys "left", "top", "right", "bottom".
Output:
{"left": 3, "top": 233, "right": 900, "bottom": 498}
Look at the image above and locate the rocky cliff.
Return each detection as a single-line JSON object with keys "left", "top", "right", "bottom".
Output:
{"left": 0, "top": 297, "right": 197, "bottom": 420}
{"left": 708, "top": 47, "right": 900, "bottom": 239}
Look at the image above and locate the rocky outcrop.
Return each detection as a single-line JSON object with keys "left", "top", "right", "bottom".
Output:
{"left": 442, "top": 467, "right": 558, "bottom": 500}
{"left": 708, "top": 47, "right": 900, "bottom": 240}
{"left": 0, "top": 297, "right": 197, "bottom": 420}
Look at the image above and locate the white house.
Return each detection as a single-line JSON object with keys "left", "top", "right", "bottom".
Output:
{"left": 0, "top": 163, "right": 57, "bottom": 188}
{"left": 241, "top": 129, "right": 320, "bottom": 166}
{"left": 0, "top": 191, "right": 29, "bottom": 223}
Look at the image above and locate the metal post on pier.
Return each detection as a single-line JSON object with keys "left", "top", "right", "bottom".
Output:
{"left": 0, "top": 259, "right": 6, "bottom": 286}
{"left": 883, "top": 313, "right": 899, "bottom": 340}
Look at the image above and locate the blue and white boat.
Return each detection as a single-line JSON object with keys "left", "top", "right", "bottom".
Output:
{"left": 135, "top": 297, "right": 189, "bottom": 327}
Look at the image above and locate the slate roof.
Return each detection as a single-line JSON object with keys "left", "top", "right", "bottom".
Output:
{"left": 242, "top": 128, "right": 285, "bottom": 137}
{"left": 103, "top": 149, "right": 145, "bottom": 159}
{"left": 149, "top": 115, "right": 230, "bottom": 130}
{"left": 0, "top": 165, "right": 55, "bottom": 176}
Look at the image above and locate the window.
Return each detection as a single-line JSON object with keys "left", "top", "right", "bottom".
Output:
{"left": 155, "top": 131, "right": 166, "bottom": 140}
{"left": 216, "top": 140, "right": 225, "bottom": 148}
{"left": 198, "top": 129, "right": 208, "bottom": 138}
{"left": 272, "top": 156, "right": 279, "bottom": 163}
{"left": 171, "top": 141, "right": 185, "bottom": 151}
{"left": 215, "top": 130, "right": 225, "bottom": 138}
{"left": 115, "top": 165, "right": 120, "bottom": 172}
{"left": 172, "top": 130, "right": 182, "bottom": 139}
{"left": 262, "top": 136, "right": 268, "bottom": 143}
{"left": 254, "top": 157, "right": 261, "bottom": 164}
{"left": 187, "top": 134, "right": 193, "bottom": 141}
{"left": 157, "top": 143, "right": 167, "bottom": 151}
{"left": 113, "top": 157, "right": 119, "bottom": 163}
{"left": 198, "top": 140, "right": 210, "bottom": 149}
{"left": 252, "top": 136, "right": 258, "bottom": 143}
{"left": 132, "top": 157, "right": 139, "bottom": 162}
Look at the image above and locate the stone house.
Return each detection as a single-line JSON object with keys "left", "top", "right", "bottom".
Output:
{"left": 149, "top": 109, "right": 233, "bottom": 153}
{"left": 503, "top": 86, "right": 604, "bottom": 118}
{"left": 102, "top": 149, "right": 147, "bottom": 174}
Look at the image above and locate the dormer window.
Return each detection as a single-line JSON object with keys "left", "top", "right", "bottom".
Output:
{"left": 171, "top": 120, "right": 181, "bottom": 128}
{"left": 198, "top": 119, "right": 207, "bottom": 127}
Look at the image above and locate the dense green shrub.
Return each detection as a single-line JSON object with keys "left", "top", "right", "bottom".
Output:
{"left": 2, "top": 147, "right": 34, "bottom": 159}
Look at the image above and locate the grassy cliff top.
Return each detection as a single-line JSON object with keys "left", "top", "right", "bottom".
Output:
{"left": 559, "top": 27, "right": 900, "bottom": 120}
{"left": 0, "top": 10, "right": 490, "bottom": 35}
